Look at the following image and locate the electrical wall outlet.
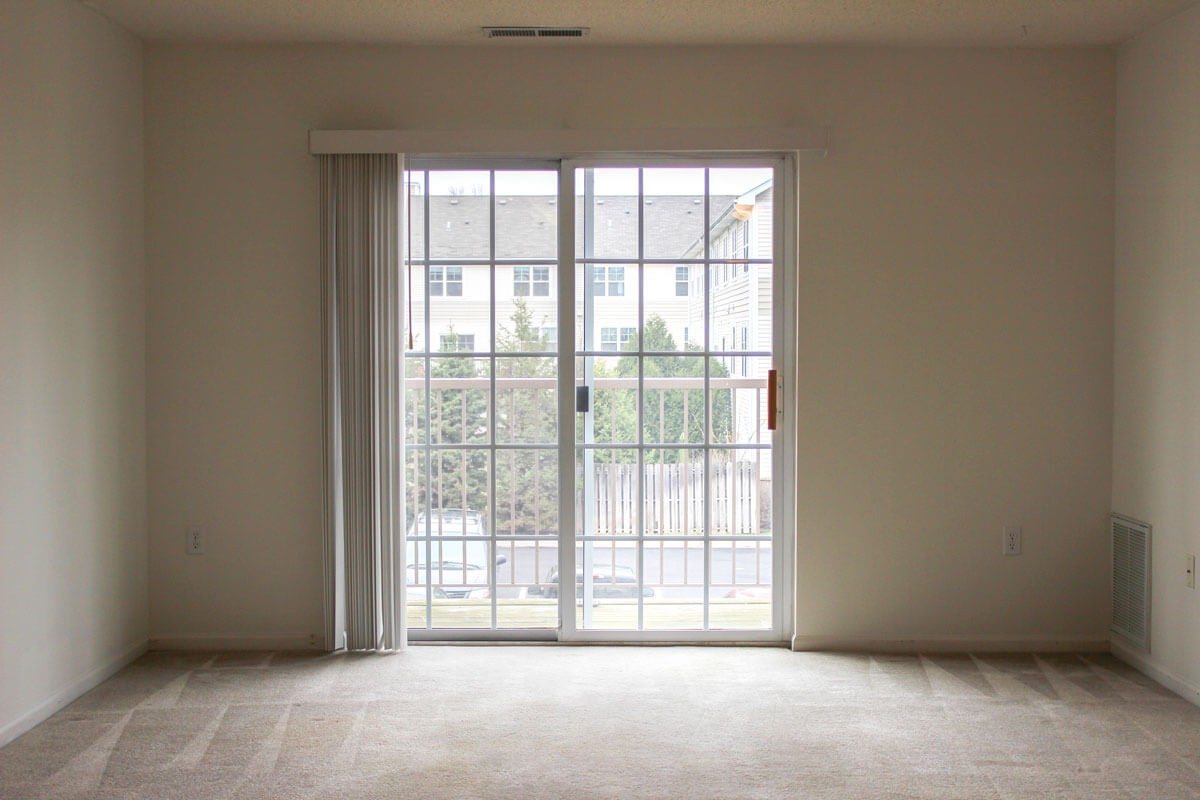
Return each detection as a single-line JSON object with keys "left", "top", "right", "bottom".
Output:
{"left": 186, "top": 526, "right": 204, "bottom": 555}
{"left": 1188, "top": 555, "right": 1196, "bottom": 590}
{"left": 1003, "top": 526, "right": 1022, "bottom": 556}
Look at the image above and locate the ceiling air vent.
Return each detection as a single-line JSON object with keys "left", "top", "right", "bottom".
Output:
{"left": 483, "top": 27, "right": 590, "bottom": 39}
{"left": 1111, "top": 513, "right": 1152, "bottom": 652}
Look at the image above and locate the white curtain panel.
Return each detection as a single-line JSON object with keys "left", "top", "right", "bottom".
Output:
{"left": 320, "top": 153, "right": 406, "bottom": 651}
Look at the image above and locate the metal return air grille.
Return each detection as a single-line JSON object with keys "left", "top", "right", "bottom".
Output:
{"left": 483, "top": 27, "right": 590, "bottom": 38}
{"left": 1111, "top": 514, "right": 1151, "bottom": 651}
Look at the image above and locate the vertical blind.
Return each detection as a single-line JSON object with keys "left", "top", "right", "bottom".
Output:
{"left": 320, "top": 153, "right": 406, "bottom": 651}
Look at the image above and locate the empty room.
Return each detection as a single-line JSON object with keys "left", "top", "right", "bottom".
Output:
{"left": 3, "top": 0, "right": 1200, "bottom": 797}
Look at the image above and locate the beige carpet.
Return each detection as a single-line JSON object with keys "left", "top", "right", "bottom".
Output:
{"left": 1, "top": 648, "right": 1198, "bottom": 799}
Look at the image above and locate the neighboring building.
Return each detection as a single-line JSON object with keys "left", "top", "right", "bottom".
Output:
{"left": 407, "top": 184, "right": 775, "bottom": 489}
{"left": 683, "top": 181, "right": 774, "bottom": 449}
{"left": 407, "top": 192, "right": 756, "bottom": 355}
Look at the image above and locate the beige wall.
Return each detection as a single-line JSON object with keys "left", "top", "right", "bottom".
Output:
{"left": 1114, "top": 3, "right": 1200, "bottom": 694}
{"left": 144, "top": 43, "right": 1115, "bottom": 648}
{"left": 0, "top": 0, "right": 146, "bottom": 742}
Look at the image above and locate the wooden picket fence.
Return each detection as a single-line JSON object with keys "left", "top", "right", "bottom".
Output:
{"left": 589, "top": 460, "right": 768, "bottom": 536}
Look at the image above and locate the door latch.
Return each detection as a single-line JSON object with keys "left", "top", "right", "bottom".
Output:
{"left": 767, "top": 369, "right": 778, "bottom": 430}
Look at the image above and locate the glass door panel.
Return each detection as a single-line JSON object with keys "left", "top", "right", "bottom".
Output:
{"left": 405, "top": 157, "right": 785, "bottom": 641}
{"left": 406, "top": 164, "right": 560, "bottom": 636}
{"left": 573, "top": 163, "right": 777, "bottom": 634}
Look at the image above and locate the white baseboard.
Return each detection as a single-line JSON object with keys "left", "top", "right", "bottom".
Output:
{"left": 149, "top": 633, "right": 320, "bottom": 651}
{"left": 0, "top": 638, "right": 148, "bottom": 748}
{"left": 1110, "top": 639, "right": 1200, "bottom": 705}
{"left": 791, "top": 633, "right": 1110, "bottom": 653}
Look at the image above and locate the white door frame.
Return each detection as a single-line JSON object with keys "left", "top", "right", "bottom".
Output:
{"left": 558, "top": 154, "right": 795, "bottom": 643}
{"left": 406, "top": 153, "right": 798, "bottom": 643}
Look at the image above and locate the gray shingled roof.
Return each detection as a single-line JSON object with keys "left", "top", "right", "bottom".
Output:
{"left": 409, "top": 195, "right": 736, "bottom": 260}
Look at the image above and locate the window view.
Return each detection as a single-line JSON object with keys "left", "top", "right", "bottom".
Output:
{"left": 405, "top": 160, "right": 778, "bottom": 638}
{"left": 407, "top": 168, "right": 561, "bottom": 631}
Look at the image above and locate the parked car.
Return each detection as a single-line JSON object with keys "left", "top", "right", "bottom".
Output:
{"left": 406, "top": 510, "right": 505, "bottom": 599}
{"left": 533, "top": 564, "right": 655, "bottom": 599}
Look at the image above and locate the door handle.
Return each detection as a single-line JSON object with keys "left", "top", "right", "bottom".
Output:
{"left": 576, "top": 385, "right": 590, "bottom": 413}
{"left": 767, "top": 369, "right": 778, "bottom": 431}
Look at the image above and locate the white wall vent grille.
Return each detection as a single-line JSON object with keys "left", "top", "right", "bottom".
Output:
{"left": 1111, "top": 514, "right": 1151, "bottom": 651}
{"left": 483, "top": 27, "right": 590, "bottom": 39}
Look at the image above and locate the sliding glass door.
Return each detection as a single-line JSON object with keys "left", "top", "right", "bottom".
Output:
{"left": 405, "top": 156, "right": 790, "bottom": 642}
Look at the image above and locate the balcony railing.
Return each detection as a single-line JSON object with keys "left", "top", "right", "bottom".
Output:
{"left": 404, "top": 374, "right": 772, "bottom": 629}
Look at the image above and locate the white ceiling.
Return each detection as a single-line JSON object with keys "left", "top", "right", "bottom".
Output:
{"left": 80, "top": 0, "right": 1196, "bottom": 46}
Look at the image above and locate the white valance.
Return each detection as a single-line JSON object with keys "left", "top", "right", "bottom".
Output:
{"left": 308, "top": 127, "right": 829, "bottom": 156}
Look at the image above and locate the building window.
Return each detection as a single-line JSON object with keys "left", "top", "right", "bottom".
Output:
{"left": 440, "top": 333, "right": 475, "bottom": 352}
{"left": 732, "top": 220, "right": 746, "bottom": 260}
{"left": 741, "top": 326, "right": 749, "bottom": 375}
{"left": 740, "top": 220, "right": 752, "bottom": 268}
{"left": 537, "top": 327, "right": 557, "bottom": 351}
{"left": 675, "top": 266, "right": 689, "bottom": 296}
{"left": 430, "top": 266, "right": 463, "bottom": 297}
{"left": 514, "top": 266, "right": 551, "bottom": 297}
{"left": 593, "top": 265, "right": 624, "bottom": 297}
{"left": 601, "top": 326, "right": 636, "bottom": 352}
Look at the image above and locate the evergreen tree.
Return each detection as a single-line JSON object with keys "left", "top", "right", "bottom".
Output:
{"left": 493, "top": 299, "right": 558, "bottom": 534}
{"left": 408, "top": 326, "right": 488, "bottom": 524}
{"left": 592, "top": 314, "right": 732, "bottom": 463}
{"left": 407, "top": 308, "right": 733, "bottom": 533}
